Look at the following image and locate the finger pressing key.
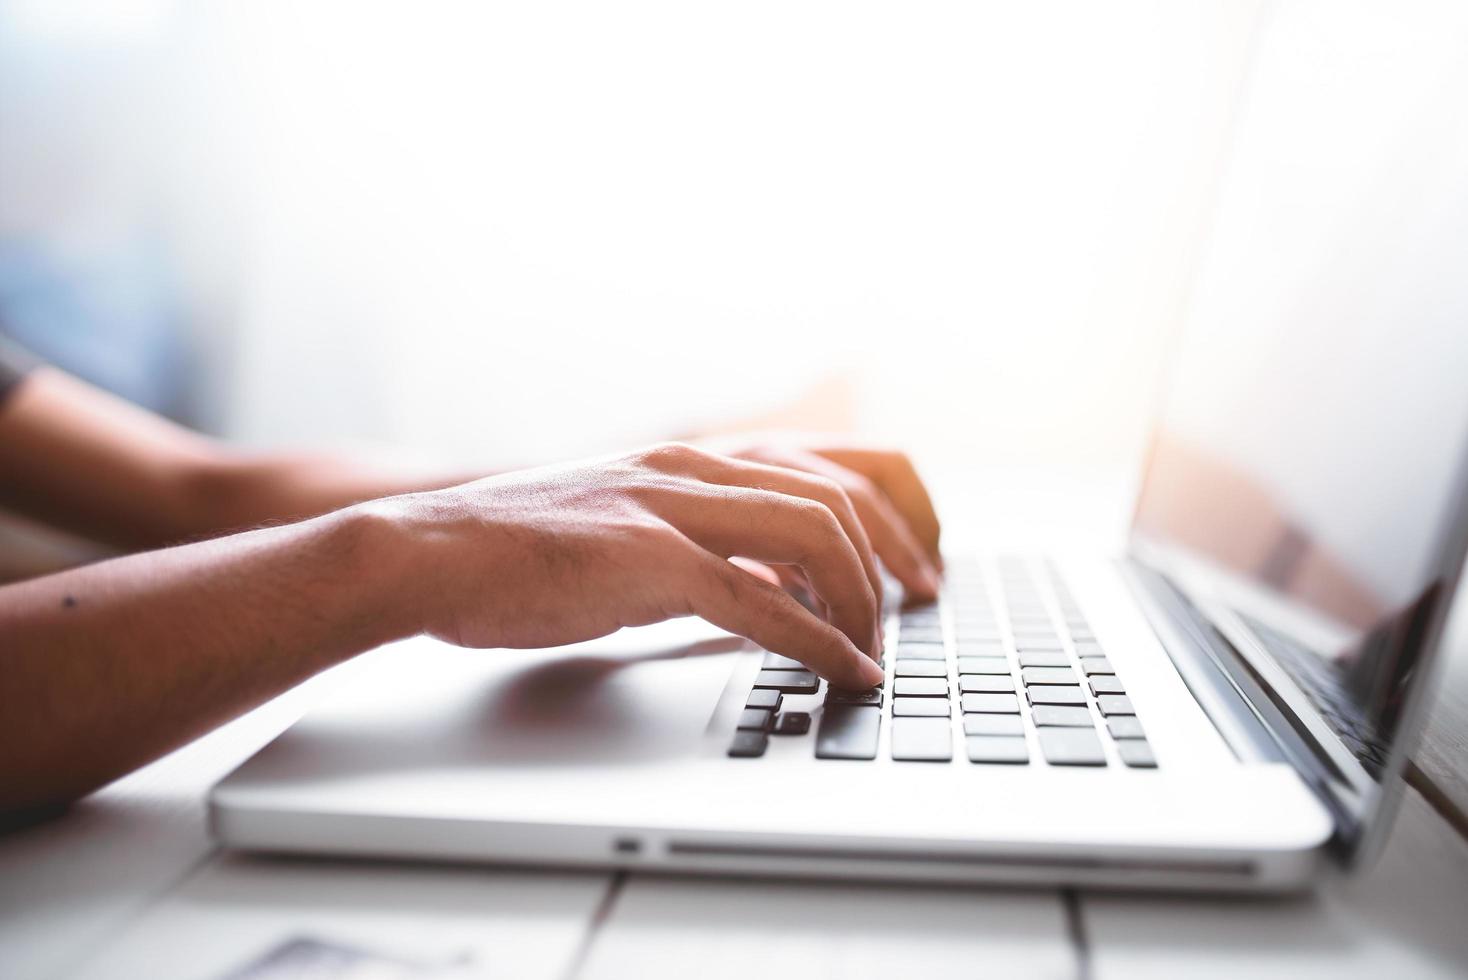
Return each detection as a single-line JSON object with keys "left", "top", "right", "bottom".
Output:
{"left": 659, "top": 485, "right": 880, "bottom": 658}
{"left": 688, "top": 551, "right": 884, "bottom": 690}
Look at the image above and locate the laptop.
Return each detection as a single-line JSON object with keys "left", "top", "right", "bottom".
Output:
{"left": 210, "top": 2, "right": 1468, "bottom": 891}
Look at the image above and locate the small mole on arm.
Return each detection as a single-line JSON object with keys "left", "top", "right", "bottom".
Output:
{"left": 61, "top": 595, "right": 78, "bottom": 610}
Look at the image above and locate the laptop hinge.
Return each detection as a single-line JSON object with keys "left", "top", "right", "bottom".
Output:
{"left": 1119, "top": 558, "right": 1354, "bottom": 848}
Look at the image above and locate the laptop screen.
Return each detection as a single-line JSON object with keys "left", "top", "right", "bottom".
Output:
{"left": 1131, "top": 0, "right": 1468, "bottom": 834}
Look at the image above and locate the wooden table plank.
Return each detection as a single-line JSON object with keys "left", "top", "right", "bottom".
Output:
{"left": 576, "top": 874, "right": 1078, "bottom": 980}
{"left": 0, "top": 679, "right": 323, "bottom": 980}
{"left": 67, "top": 855, "right": 610, "bottom": 980}
{"left": 1082, "top": 788, "right": 1468, "bottom": 980}
{"left": 0, "top": 657, "right": 611, "bottom": 980}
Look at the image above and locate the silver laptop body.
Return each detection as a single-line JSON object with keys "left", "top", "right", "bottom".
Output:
{"left": 209, "top": 1, "right": 1468, "bottom": 891}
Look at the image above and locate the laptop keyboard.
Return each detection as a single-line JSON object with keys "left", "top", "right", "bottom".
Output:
{"left": 727, "top": 555, "right": 1158, "bottom": 768}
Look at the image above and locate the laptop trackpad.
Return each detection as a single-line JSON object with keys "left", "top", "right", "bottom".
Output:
{"left": 244, "top": 619, "right": 749, "bottom": 784}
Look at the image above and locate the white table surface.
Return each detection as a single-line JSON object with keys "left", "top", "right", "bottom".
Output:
{"left": 4, "top": 467, "right": 1467, "bottom": 980}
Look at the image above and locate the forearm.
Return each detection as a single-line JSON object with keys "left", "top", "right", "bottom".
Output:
{"left": 0, "top": 367, "right": 486, "bottom": 551}
{"left": 0, "top": 504, "right": 414, "bottom": 813}
{"left": 187, "top": 449, "right": 484, "bottom": 539}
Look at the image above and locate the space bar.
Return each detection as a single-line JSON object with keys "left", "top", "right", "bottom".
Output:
{"left": 815, "top": 705, "right": 881, "bottom": 759}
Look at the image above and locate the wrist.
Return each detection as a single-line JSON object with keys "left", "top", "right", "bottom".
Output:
{"left": 319, "top": 497, "right": 433, "bottom": 650}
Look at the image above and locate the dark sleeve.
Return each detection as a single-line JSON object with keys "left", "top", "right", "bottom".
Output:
{"left": 0, "top": 336, "right": 41, "bottom": 408}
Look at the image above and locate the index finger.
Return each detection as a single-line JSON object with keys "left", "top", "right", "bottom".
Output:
{"left": 656, "top": 485, "right": 880, "bottom": 658}
{"left": 688, "top": 452, "right": 885, "bottom": 613}
{"left": 686, "top": 550, "right": 885, "bottom": 690}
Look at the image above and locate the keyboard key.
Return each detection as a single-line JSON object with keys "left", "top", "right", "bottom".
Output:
{"left": 815, "top": 705, "right": 881, "bottom": 759}
{"left": 894, "top": 677, "right": 949, "bottom": 697}
{"left": 745, "top": 689, "right": 783, "bottom": 711}
{"left": 966, "top": 735, "right": 1030, "bottom": 764}
{"left": 956, "top": 618, "right": 1001, "bottom": 631}
{"left": 957, "top": 656, "right": 1010, "bottom": 675}
{"left": 737, "top": 708, "right": 774, "bottom": 732}
{"left": 826, "top": 687, "right": 884, "bottom": 707}
{"left": 1021, "top": 667, "right": 1078, "bottom": 686}
{"left": 958, "top": 639, "right": 1006, "bottom": 657}
{"left": 773, "top": 711, "right": 812, "bottom": 735}
{"left": 891, "top": 717, "right": 953, "bottom": 761}
{"left": 728, "top": 730, "right": 769, "bottom": 757}
{"left": 1027, "top": 685, "right": 1087, "bottom": 706}
{"left": 964, "top": 713, "right": 1024, "bottom": 736}
{"left": 895, "top": 659, "right": 947, "bottom": 678}
{"left": 961, "top": 692, "right": 1021, "bottom": 714}
{"left": 898, "top": 642, "right": 947, "bottom": 661}
{"left": 754, "top": 669, "right": 819, "bottom": 694}
{"left": 762, "top": 653, "right": 806, "bottom": 671}
{"left": 1116, "top": 739, "right": 1157, "bottom": 768}
{"left": 900, "top": 626, "right": 945, "bottom": 644}
{"left": 1107, "top": 716, "right": 1147, "bottom": 739}
{"left": 1080, "top": 657, "right": 1115, "bottom": 676}
{"left": 1074, "top": 641, "right": 1105, "bottom": 658}
{"left": 893, "top": 697, "right": 950, "bottom": 717}
{"left": 1031, "top": 705, "right": 1094, "bottom": 727}
{"left": 959, "top": 674, "right": 1015, "bottom": 694}
{"left": 1018, "top": 652, "right": 1069, "bottom": 668}
{"left": 1089, "top": 676, "right": 1126, "bottom": 696}
{"left": 1008, "top": 609, "right": 1050, "bottom": 621}
{"left": 901, "top": 608, "right": 941, "bottom": 627}
{"left": 1038, "top": 729, "right": 1107, "bottom": 766}
{"left": 1097, "top": 695, "right": 1136, "bottom": 716}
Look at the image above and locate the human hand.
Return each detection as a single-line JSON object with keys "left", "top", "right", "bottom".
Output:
{"left": 703, "top": 435, "right": 943, "bottom": 603}
{"left": 377, "top": 443, "right": 887, "bottom": 689}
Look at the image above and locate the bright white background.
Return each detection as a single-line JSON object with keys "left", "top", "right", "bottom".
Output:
{"left": 2, "top": 0, "right": 1266, "bottom": 470}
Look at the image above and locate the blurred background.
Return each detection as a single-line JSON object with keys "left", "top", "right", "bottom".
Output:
{"left": 0, "top": 0, "right": 1269, "bottom": 476}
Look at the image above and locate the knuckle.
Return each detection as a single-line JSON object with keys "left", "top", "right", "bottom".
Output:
{"left": 740, "top": 444, "right": 778, "bottom": 465}
{"left": 805, "top": 473, "right": 847, "bottom": 503}
{"left": 640, "top": 441, "right": 703, "bottom": 470}
{"left": 791, "top": 497, "right": 842, "bottom": 536}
